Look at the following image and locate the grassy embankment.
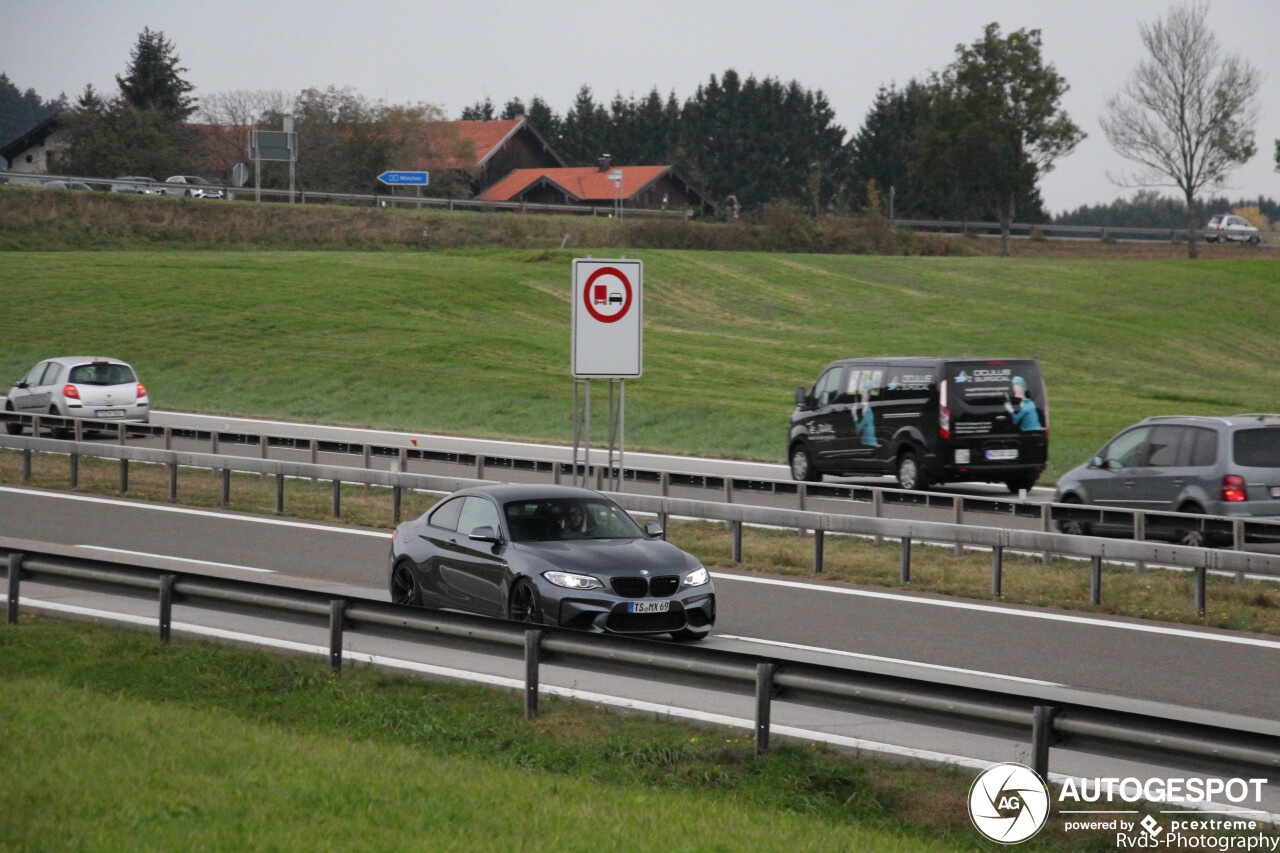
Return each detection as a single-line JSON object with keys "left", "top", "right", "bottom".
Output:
{"left": 1, "top": 248, "right": 1278, "bottom": 481}
{"left": 0, "top": 614, "right": 1139, "bottom": 853}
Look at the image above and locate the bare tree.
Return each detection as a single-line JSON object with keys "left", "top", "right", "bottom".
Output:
{"left": 193, "top": 89, "right": 293, "bottom": 178}
{"left": 1101, "top": 2, "right": 1261, "bottom": 258}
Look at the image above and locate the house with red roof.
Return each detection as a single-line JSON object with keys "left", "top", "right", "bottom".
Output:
{"left": 416, "top": 117, "right": 564, "bottom": 194}
{"left": 478, "top": 158, "right": 706, "bottom": 211}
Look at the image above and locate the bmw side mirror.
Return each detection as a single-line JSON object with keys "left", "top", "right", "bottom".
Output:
{"left": 644, "top": 520, "right": 663, "bottom": 538}
{"left": 794, "top": 386, "right": 807, "bottom": 407}
{"left": 468, "top": 525, "right": 502, "bottom": 543}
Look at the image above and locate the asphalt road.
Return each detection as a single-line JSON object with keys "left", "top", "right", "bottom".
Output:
{"left": 3, "top": 483, "right": 1275, "bottom": 722}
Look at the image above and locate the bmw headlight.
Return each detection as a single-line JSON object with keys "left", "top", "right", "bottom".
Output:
{"left": 543, "top": 571, "right": 603, "bottom": 590}
{"left": 684, "top": 566, "right": 709, "bottom": 587}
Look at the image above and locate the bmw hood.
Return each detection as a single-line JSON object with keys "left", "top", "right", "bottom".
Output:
{"left": 510, "top": 537, "right": 700, "bottom": 578}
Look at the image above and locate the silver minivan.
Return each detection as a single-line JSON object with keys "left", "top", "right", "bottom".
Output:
{"left": 6, "top": 356, "right": 149, "bottom": 436}
{"left": 1054, "top": 414, "right": 1280, "bottom": 545}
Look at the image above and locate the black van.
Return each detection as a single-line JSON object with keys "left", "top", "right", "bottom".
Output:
{"left": 789, "top": 357, "right": 1048, "bottom": 492}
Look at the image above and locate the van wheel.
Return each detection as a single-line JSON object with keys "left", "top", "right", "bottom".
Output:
{"left": 1005, "top": 474, "right": 1038, "bottom": 494}
{"left": 790, "top": 443, "right": 819, "bottom": 482}
{"left": 896, "top": 451, "right": 928, "bottom": 490}
{"left": 1176, "top": 504, "right": 1209, "bottom": 547}
{"left": 1249, "top": 235, "right": 1261, "bottom": 245}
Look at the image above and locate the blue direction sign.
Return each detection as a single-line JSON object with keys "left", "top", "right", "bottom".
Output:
{"left": 377, "top": 171, "right": 429, "bottom": 186}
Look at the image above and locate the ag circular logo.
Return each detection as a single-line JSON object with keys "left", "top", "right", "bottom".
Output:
{"left": 968, "top": 762, "right": 1050, "bottom": 844}
{"left": 581, "top": 266, "right": 633, "bottom": 323}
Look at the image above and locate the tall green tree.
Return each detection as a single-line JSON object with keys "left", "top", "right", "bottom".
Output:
{"left": 115, "top": 27, "right": 197, "bottom": 122}
{"left": 557, "top": 86, "right": 610, "bottom": 164}
{"left": 679, "top": 70, "right": 847, "bottom": 212}
{"left": 917, "top": 23, "right": 1082, "bottom": 255}
{"left": 1101, "top": 2, "right": 1261, "bottom": 258}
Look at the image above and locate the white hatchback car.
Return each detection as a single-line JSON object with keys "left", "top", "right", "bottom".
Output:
{"left": 5, "top": 357, "right": 149, "bottom": 436}
{"left": 1204, "top": 214, "right": 1261, "bottom": 244}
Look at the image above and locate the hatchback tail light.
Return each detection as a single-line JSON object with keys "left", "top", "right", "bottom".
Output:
{"left": 939, "top": 379, "right": 950, "bottom": 440}
{"left": 63, "top": 384, "right": 80, "bottom": 400}
{"left": 1222, "top": 475, "right": 1247, "bottom": 502}
{"left": 136, "top": 383, "right": 147, "bottom": 399}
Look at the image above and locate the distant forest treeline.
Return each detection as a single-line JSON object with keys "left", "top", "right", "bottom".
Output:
{"left": 1054, "top": 190, "right": 1279, "bottom": 230}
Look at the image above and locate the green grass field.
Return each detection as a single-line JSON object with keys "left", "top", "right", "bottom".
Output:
{"left": 1, "top": 614, "right": 1139, "bottom": 853}
{"left": 2, "top": 250, "right": 1278, "bottom": 481}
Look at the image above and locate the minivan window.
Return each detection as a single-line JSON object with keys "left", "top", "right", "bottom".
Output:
{"left": 1145, "top": 425, "right": 1183, "bottom": 467}
{"left": 68, "top": 363, "right": 136, "bottom": 386}
{"left": 812, "top": 368, "right": 842, "bottom": 407}
{"left": 1181, "top": 427, "right": 1218, "bottom": 467}
{"left": 1104, "top": 427, "right": 1150, "bottom": 468}
{"left": 845, "top": 368, "right": 883, "bottom": 401}
{"left": 1233, "top": 429, "right": 1280, "bottom": 468}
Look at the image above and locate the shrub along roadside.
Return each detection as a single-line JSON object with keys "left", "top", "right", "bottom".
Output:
{"left": 0, "top": 185, "right": 964, "bottom": 255}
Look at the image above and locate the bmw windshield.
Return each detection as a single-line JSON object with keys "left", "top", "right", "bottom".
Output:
{"left": 504, "top": 497, "right": 645, "bottom": 542}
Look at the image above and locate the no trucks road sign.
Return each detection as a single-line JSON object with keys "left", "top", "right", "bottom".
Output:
{"left": 571, "top": 258, "right": 642, "bottom": 378}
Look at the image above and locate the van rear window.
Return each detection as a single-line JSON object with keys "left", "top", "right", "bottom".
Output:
{"left": 1233, "top": 429, "right": 1280, "bottom": 468}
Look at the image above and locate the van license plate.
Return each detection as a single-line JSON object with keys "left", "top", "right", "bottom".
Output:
{"left": 985, "top": 449, "right": 1018, "bottom": 461}
{"left": 629, "top": 601, "right": 670, "bottom": 614}
{"left": 95, "top": 409, "right": 125, "bottom": 418}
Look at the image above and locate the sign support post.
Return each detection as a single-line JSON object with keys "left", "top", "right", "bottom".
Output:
{"left": 571, "top": 258, "right": 642, "bottom": 492}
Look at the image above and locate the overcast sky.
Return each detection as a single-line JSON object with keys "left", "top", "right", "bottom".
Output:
{"left": 3, "top": 0, "right": 1277, "bottom": 213}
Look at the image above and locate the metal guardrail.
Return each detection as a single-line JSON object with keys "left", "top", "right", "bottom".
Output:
{"left": 4, "top": 409, "right": 1279, "bottom": 553}
{"left": 889, "top": 217, "right": 1278, "bottom": 245}
{"left": 4, "top": 537, "right": 1279, "bottom": 780}
{"left": 0, "top": 169, "right": 692, "bottom": 218}
{"left": 4, "top": 422, "right": 1280, "bottom": 618}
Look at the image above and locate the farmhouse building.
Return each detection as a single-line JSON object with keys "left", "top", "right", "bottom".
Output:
{"left": 478, "top": 162, "right": 706, "bottom": 211}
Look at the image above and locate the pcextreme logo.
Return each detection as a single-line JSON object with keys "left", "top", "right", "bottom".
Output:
{"left": 969, "top": 762, "right": 1051, "bottom": 844}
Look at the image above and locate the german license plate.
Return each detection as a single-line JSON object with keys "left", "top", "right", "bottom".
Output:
{"left": 986, "top": 448, "right": 1018, "bottom": 461}
{"left": 628, "top": 600, "right": 670, "bottom": 614}
{"left": 95, "top": 409, "right": 125, "bottom": 418}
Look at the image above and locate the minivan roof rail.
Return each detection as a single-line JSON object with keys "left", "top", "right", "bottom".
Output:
{"left": 1140, "top": 415, "right": 1235, "bottom": 425}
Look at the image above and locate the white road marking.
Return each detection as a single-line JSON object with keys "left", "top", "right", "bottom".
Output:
{"left": 0, "top": 485, "right": 389, "bottom": 537}
{"left": 6, "top": 484, "right": 1275, "bottom": 649}
{"left": 715, "top": 634, "right": 1064, "bottom": 687}
{"left": 712, "top": 572, "right": 1280, "bottom": 650}
{"left": 20, "top": 598, "right": 1279, "bottom": 821}
{"left": 72, "top": 546, "right": 276, "bottom": 574}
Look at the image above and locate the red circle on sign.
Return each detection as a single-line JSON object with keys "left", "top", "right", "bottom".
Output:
{"left": 582, "top": 267, "right": 633, "bottom": 323}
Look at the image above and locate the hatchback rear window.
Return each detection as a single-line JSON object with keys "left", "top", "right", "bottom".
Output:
{"left": 1233, "top": 429, "right": 1280, "bottom": 468}
{"left": 68, "top": 363, "right": 136, "bottom": 386}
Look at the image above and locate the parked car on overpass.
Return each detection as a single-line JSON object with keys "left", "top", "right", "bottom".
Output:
{"left": 1204, "top": 214, "right": 1261, "bottom": 244}
{"left": 110, "top": 176, "right": 158, "bottom": 194}
{"left": 389, "top": 484, "right": 715, "bottom": 641}
{"left": 42, "top": 180, "right": 93, "bottom": 190}
{"left": 160, "top": 175, "right": 224, "bottom": 199}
